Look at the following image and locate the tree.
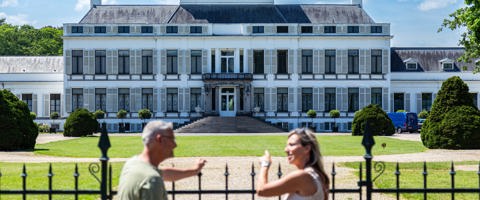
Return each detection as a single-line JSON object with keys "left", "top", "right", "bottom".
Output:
{"left": 64, "top": 108, "right": 98, "bottom": 137}
{"left": 329, "top": 109, "right": 340, "bottom": 132}
{"left": 440, "top": 0, "right": 480, "bottom": 72}
{"left": 117, "top": 109, "right": 128, "bottom": 133}
{"left": 0, "top": 89, "right": 38, "bottom": 150}
{"left": 306, "top": 109, "right": 317, "bottom": 129}
{"left": 421, "top": 76, "right": 480, "bottom": 149}
{"left": 418, "top": 110, "right": 429, "bottom": 119}
{"left": 351, "top": 104, "right": 395, "bottom": 136}
{"left": 30, "top": 112, "right": 37, "bottom": 120}
{"left": 138, "top": 109, "right": 152, "bottom": 127}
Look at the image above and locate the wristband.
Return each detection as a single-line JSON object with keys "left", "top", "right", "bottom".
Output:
{"left": 261, "top": 160, "right": 271, "bottom": 167}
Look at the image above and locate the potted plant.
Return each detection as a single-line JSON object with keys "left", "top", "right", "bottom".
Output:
{"left": 50, "top": 112, "right": 60, "bottom": 133}
{"left": 306, "top": 109, "right": 317, "bottom": 130}
{"left": 93, "top": 110, "right": 106, "bottom": 132}
{"left": 117, "top": 109, "right": 128, "bottom": 133}
{"left": 195, "top": 105, "right": 202, "bottom": 114}
{"left": 329, "top": 109, "right": 340, "bottom": 132}
{"left": 138, "top": 108, "right": 152, "bottom": 128}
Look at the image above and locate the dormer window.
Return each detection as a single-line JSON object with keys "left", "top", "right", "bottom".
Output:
{"left": 440, "top": 58, "right": 455, "bottom": 71}
{"left": 166, "top": 26, "right": 178, "bottom": 34}
{"left": 190, "top": 26, "right": 202, "bottom": 34}
{"left": 72, "top": 26, "right": 83, "bottom": 33}
{"left": 347, "top": 26, "right": 359, "bottom": 33}
{"left": 324, "top": 26, "right": 336, "bottom": 33}
{"left": 118, "top": 26, "right": 130, "bottom": 33}
{"left": 141, "top": 26, "right": 153, "bottom": 33}
{"left": 276, "top": 26, "right": 288, "bottom": 33}
{"left": 371, "top": 26, "right": 382, "bottom": 33}
{"left": 94, "top": 26, "right": 106, "bottom": 33}
{"left": 301, "top": 26, "right": 313, "bottom": 33}
{"left": 404, "top": 58, "right": 418, "bottom": 70}
{"left": 253, "top": 26, "right": 264, "bottom": 34}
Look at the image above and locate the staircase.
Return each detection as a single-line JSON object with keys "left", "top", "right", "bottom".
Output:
{"left": 175, "top": 116, "right": 286, "bottom": 133}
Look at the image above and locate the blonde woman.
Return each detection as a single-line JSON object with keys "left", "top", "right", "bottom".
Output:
{"left": 257, "top": 128, "right": 330, "bottom": 200}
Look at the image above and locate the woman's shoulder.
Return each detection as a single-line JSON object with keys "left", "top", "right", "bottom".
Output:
{"left": 285, "top": 169, "right": 315, "bottom": 184}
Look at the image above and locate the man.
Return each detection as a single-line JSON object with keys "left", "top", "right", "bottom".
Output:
{"left": 117, "top": 120, "right": 206, "bottom": 200}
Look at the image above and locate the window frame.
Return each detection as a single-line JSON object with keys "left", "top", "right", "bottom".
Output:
{"left": 167, "top": 50, "right": 178, "bottom": 74}
{"left": 95, "top": 50, "right": 106, "bottom": 75}
{"left": 252, "top": 26, "right": 264, "bottom": 34}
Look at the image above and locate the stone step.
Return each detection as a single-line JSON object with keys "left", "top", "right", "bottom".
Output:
{"left": 175, "top": 116, "right": 286, "bottom": 133}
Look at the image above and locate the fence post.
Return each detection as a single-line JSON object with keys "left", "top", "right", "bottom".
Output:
{"left": 98, "top": 122, "right": 111, "bottom": 200}
{"left": 361, "top": 121, "right": 375, "bottom": 200}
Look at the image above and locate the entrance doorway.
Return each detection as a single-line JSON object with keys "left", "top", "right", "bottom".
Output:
{"left": 219, "top": 87, "right": 236, "bottom": 116}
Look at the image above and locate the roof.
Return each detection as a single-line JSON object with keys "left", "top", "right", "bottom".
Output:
{"left": 79, "top": 4, "right": 375, "bottom": 24}
{"left": 0, "top": 56, "right": 64, "bottom": 73}
{"left": 390, "top": 48, "right": 474, "bottom": 72}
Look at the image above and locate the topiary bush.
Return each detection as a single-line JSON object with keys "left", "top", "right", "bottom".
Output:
{"left": 418, "top": 110, "right": 429, "bottom": 119}
{"left": 329, "top": 109, "right": 340, "bottom": 132}
{"left": 421, "top": 76, "right": 480, "bottom": 149}
{"left": 351, "top": 104, "right": 395, "bottom": 136}
{"left": 64, "top": 108, "right": 98, "bottom": 137}
{"left": 0, "top": 89, "right": 38, "bottom": 150}
{"left": 138, "top": 108, "right": 152, "bottom": 127}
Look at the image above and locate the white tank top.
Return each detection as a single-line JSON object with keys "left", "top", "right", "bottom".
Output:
{"left": 284, "top": 167, "right": 325, "bottom": 200}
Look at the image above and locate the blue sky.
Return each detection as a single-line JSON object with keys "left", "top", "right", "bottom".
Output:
{"left": 0, "top": 0, "right": 465, "bottom": 47}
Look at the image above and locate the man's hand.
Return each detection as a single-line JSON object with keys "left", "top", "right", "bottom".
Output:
{"left": 194, "top": 158, "right": 207, "bottom": 173}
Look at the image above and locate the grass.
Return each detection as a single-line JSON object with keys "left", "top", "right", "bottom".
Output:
{"left": 34, "top": 135, "right": 427, "bottom": 158}
{"left": 0, "top": 162, "right": 124, "bottom": 200}
{"left": 340, "top": 161, "right": 480, "bottom": 200}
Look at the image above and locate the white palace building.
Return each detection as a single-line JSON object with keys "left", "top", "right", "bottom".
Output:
{"left": 1, "top": 0, "right": 479, "bottom": 132}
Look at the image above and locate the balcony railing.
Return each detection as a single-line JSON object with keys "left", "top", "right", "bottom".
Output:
{"left": 202, "top": 73, "right": 253, "bottom": 81}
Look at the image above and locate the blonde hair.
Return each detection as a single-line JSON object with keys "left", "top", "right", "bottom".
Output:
{"left": 288, "top": 128, "right": 330, "bottom": 189}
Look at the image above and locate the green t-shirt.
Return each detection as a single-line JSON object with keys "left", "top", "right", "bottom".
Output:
{"left": 117, "top": 156, "right": 168, "bottom": 200}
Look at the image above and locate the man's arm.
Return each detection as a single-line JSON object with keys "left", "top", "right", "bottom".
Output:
{"left": 160, "top": 159, "right": 206, "bottom": 182}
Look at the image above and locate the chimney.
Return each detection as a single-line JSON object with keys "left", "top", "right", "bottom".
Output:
{"left": 351, "top": 0, "right": 362, "bottom": 8}
{"left": 91, "top": 0, "right": 102, "bottom": 8}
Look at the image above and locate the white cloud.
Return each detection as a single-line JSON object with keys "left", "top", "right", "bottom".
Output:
{"left": 0, "top": 0, "right": 18, "bottom": 7}
{"left": 0, "top": 12, "right": 36, "bottom": 25}
{"left": 75, "top": 0, "right": 119, "bottom": 12}
{"left": 418, "top": 0, "right": 458, "bottom": 11}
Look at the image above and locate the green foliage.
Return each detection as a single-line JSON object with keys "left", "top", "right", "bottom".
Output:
{"left": 30, "top": 112, "right": 36, "bottom": 120}
{"left": 0, "top": 89, "right": 38, "bottom": 150}
{"left": 0, "top": 21, "right": 62, "bottom": 56}
{"left": 63, "top": 108, "right": 98, "bottom": 137}
{"left": 396, "top": 110, "right": 406, "bottom": 113}
{"left": 50, "top": 112, "right": 59, "bottom": 119}
{"left": 440, "top": 1, "right": 480, "bottom": 73}
{"left": 138, "top": 109, "right": 152, "bottom": 121}
{"left": 306, "top": 109, "right": 317, "bottom": 118}
{"left": 351, "top": 104, "right": 395, "bottom": 136}
{"left": 418, "top": 110, "right": 429, "bottom": 119}
{"left": 329, "top": 109, "right": 340, "bottom": 118}
{"left": 93, "top": 109, "right": 105, "bottom": 119}
{"left": 116, "top": 109, "right": 127, "bottom": 119}
{"left": 421, "top": 76, "right": 480, "bottom": 149}
{"left": 38, "top": 123, "right": 50, "bottom": 133}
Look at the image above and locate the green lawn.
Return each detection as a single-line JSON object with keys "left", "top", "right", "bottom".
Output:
{"left": 35, "top": 135, "right": 427, "bottom": 158}
{"left": 341, "top": 161, "right": 480, "bottom": 200}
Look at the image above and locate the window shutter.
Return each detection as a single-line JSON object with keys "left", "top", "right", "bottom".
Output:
{"left": 416, "top": 93, "right": 422, "bottom": 113}
{"left": 288, "top": 87, "right": 295, "bottom": 112}
{"left": 297, "top": 87, "right": 302, "bottom": 112}
{"left": 153, "top": 49, "right": 159, "bottom": 75}
{"left": 477, "top": 93, "right": 480, "bottom": 109}
{"left": 359, "top": 88, "right": 366, "bottom": 109}
{"left": 160, "top": 26, "right": 166, "bottom": 34}
{"left": 342, "top": 88, "right": 348, "bottom": 111}
{"left": 83, "top": 50, "right": 89, "bottom": 75}
{"left": 342, "top": 50, "right": 348, "bottom": 74}
{"left": 390, "top": 93, "right": 394, "bottom": 112}
{"left": 247, "top": 26, "right": 252, "bottom": 34}
{"left": 153, "top": 88, "right": 158, "bottom": 112}
{"left": 365, "top": 50, "right": 371, "bottom": 74}
{"left": 178, "top": 88, "right": 184, "bottom": 112}
{"left": 382, "top": 49, "right": 389, "bottom": 74}
{"left": 89, "top": 50, "right": 95, "bottom": 74}
{"left": 405, "top": 93, "right": 411, "bottom": 112}
{"left": 186, "top": 50, "right": 191, "bottom": 75}
{"left": 382, "top": 88, "right": 389, "bottom": 111}
{"left": 65, "top": 50, "right": 72, "bottom": 75}
{"left": 179, "top": 50, "right": 185, "bottom": 74}
{"left": 107, "top": 88, "right": 117, "bottom": 112}
{"left": 288, "top": 49, "right": 294, "bottom": 74}
{"left": 32, "top": 94, "right": 37, "bottom": 114}
{"left": 136, "top": 88, "right": 142, "bottom": 111}
{"left": 202, "top": 49, "right": 208, "bottom": 73}
{"left": 201, "top": 87, "right": 206, "bottom": 110}
{"left": 263, "top": 49, "right": 270, "bottom": 74}
{"left": 112, "top": 50, "right": 118, "bottom": 74}
{"left": 160, "top": 49, "right": 167, "bottom": 74}
{"left": 44, "top": 94, "right": 50, "bottom": 117}
{"left": 129, "top": 88, "right": 136, "bottom": 112}
{"left": 184, "top": 88, "right": 190, "bottom": 112}
{"left": 248, "top": 49, "right": 254, "bottom": 73}
{"left": 66, "top": 88, "right": 72, "bottom": 113}
{"left": 106, "top": 50, "right": 114, "bottom": 75}
{"left": 271, "top": 88, "right": 277, "bottom": 112}
{"left": 313, "top": 88, "right": 319, "bottom": 111}
{"left": 365, "top": 88, "right": 371, "bottom": 108}
{"left": 359, "top": 49, "right": 367, "bottom": 74}
{"left": 336, "top": 88, "right": 342, "bottom": 111}
{"left": 135, "top": 50, "right": 141, "bottom": 74}
{"left": 201, "top": 26, "right": 207, "bottom": 34}
{"left": 130, "top": 49, "right": 136, "bottom": 75}
{"left": 313, "top": 49, "right": 321, "bottom": 74}
{"left": 335, "top": 49, "right": 342, "bottom": 74}
{"left": 319, "top": 87, "right": 325, "bottom": 112}
{"left": 160, "top": 88, "right": 167, "bottom": 112}
{"left": 85, "top": 88, "right": 94, "bottom": 111}
{"left": 272, "top": 50, "right": 278, "bottom": 74}
{"left": 296, "top": 49, "right": 302, "bottom": 74}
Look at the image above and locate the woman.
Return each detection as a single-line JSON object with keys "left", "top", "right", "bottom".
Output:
{"left": 257, "top": 128, "right": 330, "bottom": 200}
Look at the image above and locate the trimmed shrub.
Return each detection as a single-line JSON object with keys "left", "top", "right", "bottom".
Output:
{"left": 0, "top": 89, "right": 38, "bottom": 150}
{"left": 139, "top": 109, "right": 152, "bottom": 128}
{"left": 329, "top": 109, "right": 340, "bottom": 132}
{"left": 117, "top": 109, "right": 128, "bottom": 133}
{"left": 418, "top": 110, "right": 429, "bottom": 119}
{"left": 30, "top": 112, "right": 37, "bottom": 120}
{"left": 352, "top": 104, "right": 395, "bottom": 136}
{"left": 64, "top": 108, "right": 98, "bottom": 137}
{"left": 50, "top": 112, "right": 59, "bottom": 120}
{"left": 421, "top": 76, "right": 480, "bottom": 149}
{"left": 93, "top": 110, "right": 105, "bottom": 120}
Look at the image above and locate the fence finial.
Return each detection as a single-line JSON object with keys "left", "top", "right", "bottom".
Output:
{"left": 361, "top": 120, "right": 375, "bottom": 156}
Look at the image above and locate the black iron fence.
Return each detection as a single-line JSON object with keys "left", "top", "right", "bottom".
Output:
{"left": 1, "top": 124, "right": 480, "bottom": 200}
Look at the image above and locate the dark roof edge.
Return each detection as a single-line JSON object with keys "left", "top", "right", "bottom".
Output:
{"left": 167, "top": 6, "right": 181, "bottom": 23}
{"left": 391, "top": 47, "right": 465, "bottom": 50}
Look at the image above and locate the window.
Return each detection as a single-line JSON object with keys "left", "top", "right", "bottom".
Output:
{"left": 443, "top": 62, "right": 454, "bottom": 71}
{"left": 72, "top": 26, "right": 83, "bottom": 33}
{"left": 324, "top": 88, "right": 336, "bottom": 112}
{"left": 118, "top": 26, "right": 130, "bottom": 33}
{"left": 393, "top": 93, "right": 404, "bottom": 112}
{"left": 72, "top": 50, "right": 83, "bottom": 74}
{"left": 118, "top": 88, "right": 130, "bottom": 112}
{"left": 166, "top": 26, "right": 178, "bottom": 34}
{"left": 190, "top": 26, "right": 202, "bottom": 34}
{"left": 324, "top": 26, "right": 336, "bottom": 33}
{"left": 72, "top": 88, "right": 83, "bottom": 110}
{"left": 302, "top": 50, "right": 313, "bottom": 74}
{"left": 142, "top": 88, "right": 153, "bottom": 111}
{"left": 347, "top": 26, "right": 359, "bottom": 33}
{"left": 50, "top": 94, "right": 61, "bottom": 114}
{"left": 191, "top": 50, "right": 202, "bottom": 74}
{"left": 252, "top": 26, "right": 264, "bottom": 33}
{"left": 142, "top": 50, "right": 153, "bottom": 74}
{"left": 167, "top": 88, "right": 178, "bottom": 112}
{"left": 95, "top": 50, "right": 106, "bottom": 74}
{"left": 94, "top": 26, "right": 106, "bottom": 33}
{"left": 406, "top": 63, "right": 417, "bottom": 70}
{"left": 302, "top": 88, "right": 313, "bottom": 112}
{"left": 118, "top": 50, "right": 130, "bottom": 74}
{"left": 471, "top": 93, "right": 478, "bottom": 108}
{"left": 371, "top": 50, "right": 382, "bottom": 74}
{"left": 422, "top": 93, "right": 432, "bottom": 111}
{"left": 301, "top": 26, "right": 313, "bottom": 33}
{"left": 253, "top": 50, "right": 264, "bottom": 74}
{"left": 371, "top": 88, "right": 382, "bottom": 106}
{"left": 325, "top": 50, "right": 336, "bottom": 74}
{"left": 240, "top": 50, "right": 244, "bottom": 73}
{"left": 141, "top": 26, "right": 153, "bottom": 33}
{"left": 221, "top": 50, "right": 234, "bottom": 73}
{"left": 190, "top": 88, "right": 201, "bottom": 112}
{"left": 276, "top": 26, "right": 288, "bottom": 33}
{"left": 95, "top": 88, "right": 106, "bottom": 111}
{"left": 348, "top": 50, "right": 359, "bottom": 74}
{"left": 167, "top": 50, "right": 178, "bottom": 74}
{"left": 371, "top": 26, "right": 382, "bottom": 33}
{"left": 211, "top": 50, "right": 215, "bottom": 73}
{"left": 254, "top": 88, "right": 264, "bottom": 111}
{"left": 22, "top": 94, "right": 33, "bottom": 111}
{"left": 348, "top": 88, "right": 359, "bottom": 112}
{"left": 277, "top": 50, "right": 288, "bottom": 74}
{"left": 277, "top": 88, "right": 288, "bottom": 112}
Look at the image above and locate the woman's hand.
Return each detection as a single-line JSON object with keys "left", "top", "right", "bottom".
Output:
{"left": 259, "top": 150, "right": 272, "bottom": 168}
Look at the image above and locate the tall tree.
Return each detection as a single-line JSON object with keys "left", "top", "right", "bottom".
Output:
{"left": 440, "top": 0, "right": 480, "bottom": 72}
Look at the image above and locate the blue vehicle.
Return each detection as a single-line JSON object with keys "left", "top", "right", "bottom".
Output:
{"left": 387, "top": 112, "right": 419, "bottom": 133}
